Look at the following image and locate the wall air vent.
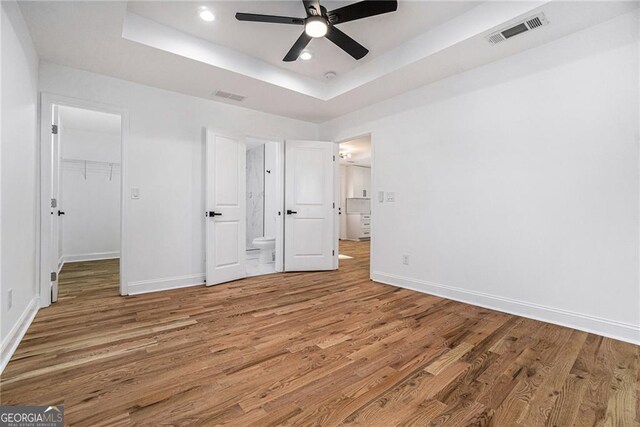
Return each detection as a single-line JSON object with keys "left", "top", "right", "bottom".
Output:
{"left": 214, "top": 90, "right": 246, "bottom": 102}
{"left": 486, "top": 12, "right": 549, "bottom": 45}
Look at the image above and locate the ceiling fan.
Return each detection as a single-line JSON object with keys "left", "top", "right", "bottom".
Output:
{"left": 235, "top": 0, "right": 398, "bottom": 62}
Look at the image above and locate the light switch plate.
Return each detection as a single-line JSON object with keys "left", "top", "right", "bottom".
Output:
{"left": 386, "top": 192, "right": 395, "bottom": 202}
{"left": 131, "top": 187, "right": 140, "bottom": 199}
{"left": 378, "top": 191, "right": 384, "bottom": 203}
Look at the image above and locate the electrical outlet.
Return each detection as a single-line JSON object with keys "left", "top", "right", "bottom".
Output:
{"left": 386, "top": 192, "right": 395, "bottom": 202}
{"left": 7, "top": 289, "right": 12, "bottom": 310}
{"left": 402, "top": 254, "right": 410, "bottom": 265}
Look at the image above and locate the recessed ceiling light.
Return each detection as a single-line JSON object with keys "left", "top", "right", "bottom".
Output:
{"left": 304, "top": 16, "right": 327, "bottom": 38}
{"left": 198, "top": 7, "right": 215, "bottom": 22}
{"left": 299, "top": 51, "right": 312, "bottom": 61}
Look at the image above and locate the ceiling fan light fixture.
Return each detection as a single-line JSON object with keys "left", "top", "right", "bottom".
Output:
{"left": 305, "top": 16, "right": 328, "bottom": 38}
{"left": 299, "top": 51, "right": 313, "bottom": 60}
{"left": 198, "top": 7, "right": 215, "bottom": 22}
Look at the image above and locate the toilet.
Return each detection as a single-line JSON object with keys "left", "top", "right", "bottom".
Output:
{"left": 252, "top": 236, "right": 275, "bottom": 264}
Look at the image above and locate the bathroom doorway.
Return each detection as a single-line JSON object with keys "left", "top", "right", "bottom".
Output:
{"left": 245, "top": 137, "right": 284, "bottom": 277}
{"left": 205, "top": 134, "right": 337, "bottom": 285}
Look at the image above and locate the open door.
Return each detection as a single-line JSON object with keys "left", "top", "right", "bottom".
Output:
{"left": 50, "top": 105, "right": 60, "bottom": 302}
{"left": 284, "top": 140, "right": 337, "bottom": 271}
{"left": 205, "top": 131, "right": 246, "bottom": 286}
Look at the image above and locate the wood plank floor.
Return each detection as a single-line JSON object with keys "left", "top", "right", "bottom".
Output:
{"left": 1, "top": 241, "right": 638, "bottom": 426}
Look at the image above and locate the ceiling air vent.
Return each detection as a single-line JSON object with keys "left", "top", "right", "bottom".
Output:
{"left": 214, "top": 90, "right": 246, "bottom": 102}
{"left": 486, "top": 12, "right": 549, "bottom": 45}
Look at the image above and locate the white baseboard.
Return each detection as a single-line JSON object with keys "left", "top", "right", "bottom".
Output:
{"left": 0, "top": 297, "right": 40, "bottom": 375}
{"left": 63, "top": 251, "right": 120, "bottom": 263}
{"left": 372, "top": 272, "right": 640, "bottom": 345}
{"left": 128, "top": 274, "right": 205, "bottom": 295}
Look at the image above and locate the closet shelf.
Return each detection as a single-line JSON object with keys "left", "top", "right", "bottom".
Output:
{"left": 61, "top": 158, "right": 120, "bottom": 167}
{"left": 61, "top": 158, "right": 121, "bottom": 181}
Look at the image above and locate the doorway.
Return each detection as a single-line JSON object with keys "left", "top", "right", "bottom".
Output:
{"left": 55, "top": 106, "right": 122, "bottom": 301}
{"left": 39, "top": 94, "right": 127, "bottom": 305}
{"left": 205, "top": 133, "right": 338, "bottom": 287}
{"left": 245, "top": 137, "right": 283, "bottom": 277}
{"left": 338, "top": 135, "right": 372, "bottom": 266}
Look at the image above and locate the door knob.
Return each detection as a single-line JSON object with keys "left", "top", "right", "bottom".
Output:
{"left": 207, "top": 211, "right": 222, "bottom": 217}
{"left": 57, "top": 210, "right": 65, "bottom": 216}
{"left": 286, "top": 210, "right": 298, "bottom": 215}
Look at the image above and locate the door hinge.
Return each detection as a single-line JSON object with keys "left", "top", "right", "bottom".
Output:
{"left": 333, "top": 202, "right": 335, "bottom": 208}
{"left": 51, "top": 124, "right": 58, "bottom": 134}
{"left": 50, "top": 271, "right": 57, "bottom": 282}
{"left": 51, "top": 198, "right": 57, "bottom": 208}
{"left": 332, "top": 250, "right": 335, "bottom": 256}
{"left": 333, "top": 155, "right": 335, "bottom": 161}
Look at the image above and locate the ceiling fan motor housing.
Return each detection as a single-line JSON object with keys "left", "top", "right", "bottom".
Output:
{"left": 305, "top": 16, "right": 328, "bottom": 38}
{"left": 236, "top": 0, "right": 398, "bottom": 61}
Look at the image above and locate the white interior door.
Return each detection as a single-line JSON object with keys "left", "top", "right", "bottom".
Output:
{"left": 51, "top": 105, "right": 60, "bottom": 302}
{"left": 205, "top": 131, "right": 246, "bottom": 286}
{"left": 284, "top": 140, "right": 337, "bottom": 271}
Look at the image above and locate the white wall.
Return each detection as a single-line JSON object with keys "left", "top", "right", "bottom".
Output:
{"left": 246, "top": 145, "right": 264, "bottom": 249}
{"left": 321, "top": 11, "right": 640, "bottom": 344}
{"left": 0, "top": 1, "right": 39, "bottom": 365}
{"left": 39, "top": 61, "right": 318, "bottom": 294}
{"left": 60, "top": 126, "right": 121, "bottom": 263}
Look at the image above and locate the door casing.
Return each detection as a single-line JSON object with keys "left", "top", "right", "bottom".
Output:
{"left": 38, "top": 93, "right": 129, "bottom": 306}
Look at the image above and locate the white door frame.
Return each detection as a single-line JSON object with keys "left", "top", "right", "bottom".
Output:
{"left": 38, "top": 92, "right": 129, "bottom": 306}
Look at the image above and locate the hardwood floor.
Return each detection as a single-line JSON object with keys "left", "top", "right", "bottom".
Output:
{"left": 1, "top": 241, "right": 638, "bottom": 426}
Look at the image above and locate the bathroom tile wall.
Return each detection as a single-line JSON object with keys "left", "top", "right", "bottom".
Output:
{"left": 246, "top": 145, "right": 265, "bottom": 249}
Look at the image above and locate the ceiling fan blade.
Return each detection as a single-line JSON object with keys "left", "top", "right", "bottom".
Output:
{"left": 325, "top": 26, "right": 368, "bottom": 60}
{"left": 283, "top": 32, "right": 313, "bottom": 62}
{"left": 303, "top": 0, "right": 322, "bottom": 16}
{"left": 327, "top": 0, "right": 397, "bottom": 24}
{"left": 235, "top": 13, "right": 304, "bottom": 25}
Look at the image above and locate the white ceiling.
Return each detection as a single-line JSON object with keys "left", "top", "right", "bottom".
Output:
{"left": 18, "top": 1, "right": 638, "bottom": 123}
{"left": 340, "top": 135, "right": 371, "bottom": 166}
{"left": 59, "top": 105, "right": 122, "bottom": 135}
{"left": 126, "top": 1, "right": 478, "bottom": 81}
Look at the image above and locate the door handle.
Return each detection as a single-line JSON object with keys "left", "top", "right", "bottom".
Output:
{"left": 57, "top": 210, "right": 65, "bottom": 216}
{"left": 286, "top": 210, "right": 298, "bottom": 215}
{"left": 206, "top": 211, "right": 222, "bottom": 217}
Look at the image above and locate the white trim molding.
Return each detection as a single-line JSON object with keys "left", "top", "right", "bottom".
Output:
{"left": 372, "top": 271, "right": 640, "bottom": 345}
{"left": 0, "top": 297, "right": 39, "bottom": 374}
{"left": 127, "top": 274, "right": 205, "bottom": 295}
{"left": 39, "top": 92, "right": 129, "bottom": 304}
{"left": 63, "top": 251, "right": 120, "bottom": 264}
